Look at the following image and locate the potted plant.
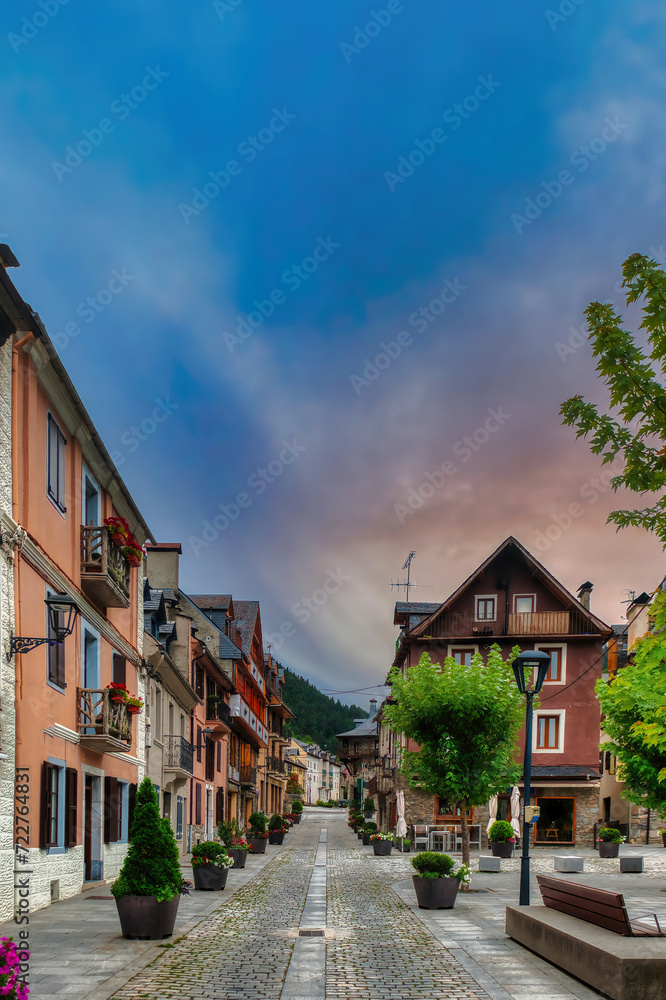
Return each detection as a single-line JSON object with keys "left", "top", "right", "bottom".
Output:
{"left": 111, "top": 778, "right": 189, "bottom": 939}
{"left": 0, "top": 937, "right": 29, "bottom": 1000}
{"left": 597, "top": 827, "right": 625, "bottom": 857}
{"left": 291, "top": 800, "right": 303, "bottom": 824}
{"left": 218, "top": 819, "right": 249, "bottom": 868}
{"left": 126, "top": 696, "right": 143, "bottom": 715}
{"left": 107, "top": 682, "right": 129, "bottom": 704}
{"left": 363, "top": 796, "right": 376, "bottom": 818}
{"left": 658, "top": 827, "right": 666, "bottom": 848}
{"left": 247, "top": 812, "right": 269, "bottom": 853}
{"left": 191, "top": 841, "right": 233, "bottom": 890}
{"left": 268, "top": 813, "right": 288, "bottom": 845}
{"left": 396, "top": 836, "right": 411, "bottom": 853}
{"left": 411, "top": 851, "right": 470, "bottom": 909}
{"left": 488, "top": 820, "right": 515, "bottom": 858}
{"left": 371, "top": 832, "right": 394, "bottom": 856}
{"left": 362, "top": 822, "right": 378, "bottom": 846}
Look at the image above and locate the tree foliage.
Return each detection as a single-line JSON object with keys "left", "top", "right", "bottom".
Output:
{"left": 384, "top": 646, "right": 525, "bottom": 865}
{"left": 281, "top": 666, "right": 367, "bottom": 751}
{"left": 596, "top": 590, "right": 666, "bottom": 817}
{"left": 560, "top": 252, "right": 666, "bottom": 545}
{"left": 111, "top": 778, "right": 185, "bottom": 901}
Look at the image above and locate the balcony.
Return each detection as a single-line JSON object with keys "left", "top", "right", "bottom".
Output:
{"left": 267, "top": 756, "right": 287, "bottom": 775}
{"left": 77, "top": 688, "right": 132, "bottom": 754}
{"left": 229, "top": 693, "right": 268, "bottom": 747}
{"left": 270, "top": 721, "right": 287, "bottom": 741}
{"left": 240, "top": 765, "right": 257, "bottom": 788}
{"left": 163, "top": 735, "right": 194, "bottom": 779}
{"left": 206, "top": 698, "right": 231, "bottom": 732}
{"left": 80, "top": 526, "right": 131, "bottom": 609}
{"left": 421, "top": 609, "right": 594, "bottom": 639}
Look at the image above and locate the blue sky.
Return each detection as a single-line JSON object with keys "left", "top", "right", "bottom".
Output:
{"left": 2, "top": 1, "right": 665, "bottom": 703}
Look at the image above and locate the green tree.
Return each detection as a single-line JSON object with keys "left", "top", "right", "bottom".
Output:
{"left": 561, "top": 251, "right": 666, "bottom": 814}
{"left": 596, "top": 590, "right": 666, "bottom": 817}
{"left": 111, "top": 778, "right": 184, "bottom": 901}
{"left": 560, "top": 252, "right": 666, "bottom": 544}
{"left": 384, "top": 646, "right": 525, "bottom": 867}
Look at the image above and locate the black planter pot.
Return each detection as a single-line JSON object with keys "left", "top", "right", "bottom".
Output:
{"left": 398, "top": 843, "right": 411, "bottom": 853}
{"left": 357, "top": 832, "right": 363, "bottom": 840}
{"left": 372, "top": 841, "right": 393, "bottom": 856}
{"left": 490, "top": 842, "right": 514, "bottom": 858}
{"left": 662, "top": 833, "right": 666, "bottom": 848}
{"left": 362, "top": 833, "right": 371, "bottom": 846}
{"left": 193, "top": 864, "right": 229, "bottom": 891}
{"left": 412, "top": 875, "right": 460, "bottom": 909}
{"left": 293, "top": 814, "right": 301, "bottom": 824}
{"left": 228, "top": 849, "right": 248, "bottom": 869}
{"left": 599, "top": 842, "right": 620, "bottom": 858}
{"left": 269, "top": 831, "right": 285, "bottom": 845}
{"left": 115, "top": 894, "right": 180, "bottom": 939}
{"left": 248, "top": 837, "right": 267, "bottom": 853}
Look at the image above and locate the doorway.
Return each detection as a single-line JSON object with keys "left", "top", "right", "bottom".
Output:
{"left": 84, "top": 774, "right": 103, "bottom": 882}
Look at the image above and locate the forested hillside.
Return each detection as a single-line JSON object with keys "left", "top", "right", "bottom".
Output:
{"left": 282, "top": 667, "right": 368, "bottom": 752}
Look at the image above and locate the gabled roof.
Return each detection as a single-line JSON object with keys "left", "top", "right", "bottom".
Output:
{"left": 232, "top": 601, "right": 261, "bottom": 657}
{"left": 336, "top": 711, "right": 378, "bottom": 739}
{"left": 218, "top": 632, "right": 243, "bottom": 660}
{"left": 190, "top": 594, "right": 232, "bottom": 611}
{"left": 408, "top": 536, "right": 611, "bottom": 639}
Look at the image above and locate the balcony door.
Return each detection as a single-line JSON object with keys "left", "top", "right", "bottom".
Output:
{"left": 82, "top": 465, "right": 100, "bottom": 527}
{"left": 84, "top": 772, "right": 103, "bottom": 881}
{"left": 81, "top": 625, "right": 100, "bottom": 690}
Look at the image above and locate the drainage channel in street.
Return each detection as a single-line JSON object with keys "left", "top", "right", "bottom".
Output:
{"left": 280, "top": 826, "right": 327, "bottom": 1000}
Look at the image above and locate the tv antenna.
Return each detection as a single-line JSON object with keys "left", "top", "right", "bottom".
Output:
{"left": 390, "top": 550, "right": 421, "bottom": 602}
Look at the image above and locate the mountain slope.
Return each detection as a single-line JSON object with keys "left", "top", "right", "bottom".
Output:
{"left": 282, "top": 667, "right": 368, "bottom": 752}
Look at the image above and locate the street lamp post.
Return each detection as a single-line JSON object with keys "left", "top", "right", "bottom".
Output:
{"left": 511, "top": 649, "right": 551, "bottom": 906}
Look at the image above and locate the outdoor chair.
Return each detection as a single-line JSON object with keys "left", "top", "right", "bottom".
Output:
{"left": 412, "top": 824, "right": 428, "bottom": 851}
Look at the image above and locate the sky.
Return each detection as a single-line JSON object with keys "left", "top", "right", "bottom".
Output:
{"left": 2, "top": 1, "right": 665, "bottom": 706}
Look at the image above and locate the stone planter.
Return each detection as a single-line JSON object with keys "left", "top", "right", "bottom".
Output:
{"left": 412, "top": 875, "right": 460, "bottom": 909}
{"left": 372, "top": 841, "right": 393, "bottom": 856}
{"left": 269, "top": 831, "right": 285, "bottom": 845}
{"left": 248, "top": 837, "right": 267, "bottom": 853}
{"left": 598, "top": 842, "right": 620, "bottom": 858}
{"left": 228, "top": 849, "right": 248, "bottom": 869}
{"left": 115, "top": 894, "right": 180, "bottom": 939}
{"left": 193, "top": 864, "right": 229, "bottom": 891}
{"left": 490, "top": 842, "right": 514, "bottom": 858}
{"left": 362, "top": 833, "right": 371, "bottom": 846}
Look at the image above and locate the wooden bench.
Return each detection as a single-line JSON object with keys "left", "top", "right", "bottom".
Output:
{"left": 536, "top": 875, "right": 663, "bottom": 936}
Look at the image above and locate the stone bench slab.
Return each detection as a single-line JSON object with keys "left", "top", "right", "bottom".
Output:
{"left": 477, "top": 856, "right": 501, "bottom": 872}
{"left": 620, "top": 856, "right": 644, "bottom": 873}
{"left": 505, "top": 904, "right": 666, "bottom": 1000}
{"left": 553, "top": 856, "right": 584, "bottom": 872}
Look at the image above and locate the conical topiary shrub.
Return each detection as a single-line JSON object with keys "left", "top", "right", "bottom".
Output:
{"left": 111, "top": 778, "right": 186, "bottom": 939}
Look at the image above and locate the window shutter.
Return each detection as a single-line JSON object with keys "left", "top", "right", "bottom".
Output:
{"left": 40, "top": 761, "right": 55, "bottom": 849}
{"left": 104, "top": 776, "right": 119, "bottom": 843}
{"left": 196, "top": 726, "right": 202, "bottom": 763}
{"left": 216, "top": 741, "right": 221, "bottom": 772}
{"left": 65, "top": 768, "right": 77, "bottom": 847}
{"left": 195, "top": 783, "right": 202, "bottom": 825}
{"left": 112, "top": 655, "right": 126, "bottom": 686}
{"left": 216, "top": 787, "right": 224, "bottom": 824}
{"left": 128, "top": 783, "right": 137, "bottom": 838}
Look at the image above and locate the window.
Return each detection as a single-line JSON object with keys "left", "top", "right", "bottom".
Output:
{"left": 449, "top": 646, "right": 477, "bottom": 666}
{"left": 46, "top": 588, "right": 65, "bottom": 690}
{"left": 536, "top": 715, "right": 561, "bottom": 750}
{"left": 112, "top": 654, "right": 126, "bottom": 686}
{"left": 216, "top": 741, "right": 221, "bottom": 772}
{"left": 41, "top": 760, "right": 70, "bottom": 852}
{"left": 176, "top": 796, "right": 183, "bottom": 838}
{"left": 196, "top": 726, "right": 203, "bottom": 763}
{"left": 104, "top": 776, "right": 129, "bottom": 843}
{"left": 47, "top": 414, "right": 67, "bottom": 512}
{"left": 534, "top": 797, "right": 575, "bottom": 844}
{"left": 82, "top": 465, "right": 100, "bottom": 527}
{"left": 513, "top": 594, "right": 536, "bottom": 614}
{"left": 536, "top": 645, "right": 565, "bottom": 684}
{"left": 475, "top": 596, "right": 496, "bottom": 621}
{"left": 195, "top": 666, "right": 204, "bottom": 698}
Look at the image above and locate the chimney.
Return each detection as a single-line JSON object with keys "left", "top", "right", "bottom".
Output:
{"left": 369, "top": 698, "right": 377, "bottom": 716}
{"left": 145, "top": 543, "right": 182, "bottom": 591}
{"left": 577, "top": 581, "right": 593, "bottom": 610}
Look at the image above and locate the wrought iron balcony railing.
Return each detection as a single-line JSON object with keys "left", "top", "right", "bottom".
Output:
{"left": 164, "top": 735, "right": 194, "bottom": 775}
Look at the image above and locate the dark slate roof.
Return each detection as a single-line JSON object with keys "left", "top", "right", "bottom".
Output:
{"left": 336, "top": 712, "right": 379, "bottom": 739}
{"left": 529, "top": 766, "right": 601, "bottom": 780}
{"left": 232, "top": 601, "right": 260, "bottom": 656}
{"left": 190, "top": 594, "right": 232, "bottom": 611}
{"left": 218, "top": 632, "right": 242, "bottom": 659}
{"left": 395, "top": 602, "right": 441, "bottom": 615}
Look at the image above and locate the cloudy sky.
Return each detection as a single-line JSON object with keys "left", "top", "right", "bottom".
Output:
{"left": 2, "top": 1, "right": 664, "bottom": 704}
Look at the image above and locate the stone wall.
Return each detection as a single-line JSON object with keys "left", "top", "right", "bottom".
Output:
{"left": 22, "top": 840, "right": 129, "bottom": 913}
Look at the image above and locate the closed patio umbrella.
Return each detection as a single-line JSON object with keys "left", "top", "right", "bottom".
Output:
{"left": 486, "top": 794, "right": 498, "bottom": 834}
{"left": 510, "top": 785, "right": 521, "bottom": 839}
{"left": 395, "top": 790, "right": 407, "bottom": 839}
